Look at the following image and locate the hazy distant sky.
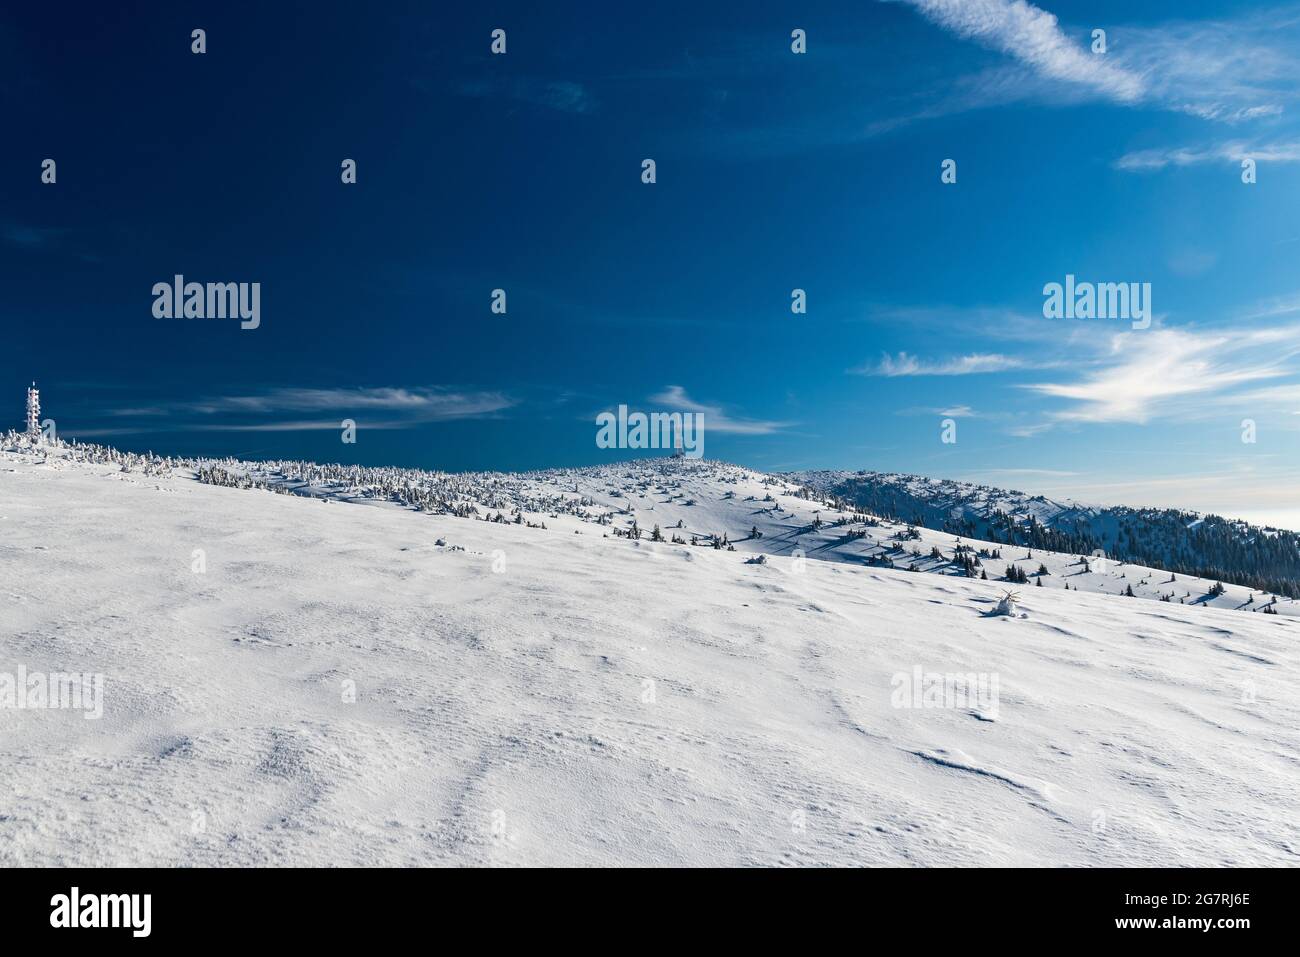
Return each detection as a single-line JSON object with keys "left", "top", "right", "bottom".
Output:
{"left": 5, "top": 1, "right": 1300, "bottom": 525}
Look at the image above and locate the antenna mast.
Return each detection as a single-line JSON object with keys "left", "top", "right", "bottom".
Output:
{"left": 26, "top": 382, "right": 40, "bottom": 440}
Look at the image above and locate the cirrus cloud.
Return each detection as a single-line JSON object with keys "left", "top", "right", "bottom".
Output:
{"left": 856, "top": 351, "right": 1046, "bottom": 376}
{"left": 649, "top": 385, "right": 793, "bottom": 435}
{"left": 1019, "top": 325, "right": 1300, "bottom": 428}
{"left": 103, "top": 386, "right": 516, "bottom": 433}
{"left": 894, "top": 0, "right": 1144, "bottom": 102}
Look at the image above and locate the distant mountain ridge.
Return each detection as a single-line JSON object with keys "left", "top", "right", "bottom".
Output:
{"left": 790, "top": 470, "right": 1300, "bottom": 599}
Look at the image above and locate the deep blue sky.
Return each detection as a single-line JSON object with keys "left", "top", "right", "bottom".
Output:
{"left": 5, "top": 1, "right": 1300, "bottom": 524}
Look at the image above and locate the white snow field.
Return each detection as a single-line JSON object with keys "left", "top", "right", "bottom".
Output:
{"left": 2, "top": 446, "right": 1298, "bottom": 866}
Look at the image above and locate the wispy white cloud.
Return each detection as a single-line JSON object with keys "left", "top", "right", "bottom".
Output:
{"left": 1241, "top": 293, "right": 1300, "bottom": 320}
{"left": 190, "top": 386, "right": 511, "bottom": 417}
{"left": 1019, "top": 325, "right": 1300, "bottom": 427}
{"left": 686, "top": 4, "right": 1300, "bottom": 158}
{"left": 649, "top": 385, "right": 792, "bottom": 435}
{"left": 892, "top": 0, "right": 1300, "bottom": 124}
{"left": 1007, "top": 421, "right": 1055, "bottom": 438}
{"left": 856, "top": 350, "right": 1044, "bottom": 376}
{"left": 896, "top": 0, "right": 1144, "bottom": 102}
{"left": 1116, "top": 140, "right": 1300, "bottom": 171}
{"left": 109, "top": 386, "right": 515, "bottom": 432}
{"left": 1233, "top": 383, "right": 1300, "bottom": 413}
{"left": 1113, "top": 8, "right": 1300, "bottom": 123}
{"left": 191, "top": 420, "right": 401, "bottom": 433}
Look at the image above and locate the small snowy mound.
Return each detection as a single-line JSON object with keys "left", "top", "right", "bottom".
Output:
{"left": 990, "top": 590, "right": 1024, "bottom": 617}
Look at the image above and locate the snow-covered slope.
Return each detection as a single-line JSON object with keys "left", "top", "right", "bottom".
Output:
{"left": 182, "top": 454, "right": 1299, "bottom": 617}
{"left": 2, "top": 446, "right": 1298, "bottom": 865}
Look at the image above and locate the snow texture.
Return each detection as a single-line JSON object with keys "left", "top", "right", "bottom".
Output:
{"left": 2, "top": 445, "right": 1297, "bottom": 866}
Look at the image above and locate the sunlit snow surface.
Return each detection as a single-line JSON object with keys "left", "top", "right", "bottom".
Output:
{"left": 2, "top": 449, "right": 1297, "bottom": 865}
